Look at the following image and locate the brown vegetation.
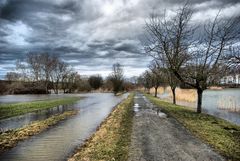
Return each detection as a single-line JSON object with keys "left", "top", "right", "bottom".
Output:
{"left": 149, "top": 86, "right": 197, "bottom": 103}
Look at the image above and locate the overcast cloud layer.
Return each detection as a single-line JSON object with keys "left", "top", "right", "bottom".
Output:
{"left": 0, "top": 0, "right": 240, "bottom": 78}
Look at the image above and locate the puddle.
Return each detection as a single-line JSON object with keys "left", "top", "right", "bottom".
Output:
{"left": 133, "top": 103, "right": 140, "bottom": 112}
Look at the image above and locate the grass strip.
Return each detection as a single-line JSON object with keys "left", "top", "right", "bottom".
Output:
{"left": 68, "top": 93, "right": 134, "bottom": 161}
{"left": 0, "top": 110, "right": 78, "bottom": 153}
{"left": 0, "top": 97, "right": 80, "bottom": 119}
{"left": 145, "top": 94, "right": 240, "bottom": 161}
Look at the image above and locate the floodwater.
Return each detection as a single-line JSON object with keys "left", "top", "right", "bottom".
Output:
{"left": 0, "top": 94, "right": 70, "bottom": 104}
{"left": 0, "top": 93, "right": 82, "bottom": 131}
{"left": 0, "top": 93, "right": 128, "bottom": 161}
{"left": 0, "top": 104, "right": 75, "bottom": 131}
{"left": 158, "top": 88, "right": 240, "bottom": 125}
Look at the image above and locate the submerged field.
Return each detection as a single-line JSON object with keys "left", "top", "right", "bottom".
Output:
{"left": 0, "top": 110, "right": 78, "bottom": 153}
{"left": 0, "top": 97, "right": 80, "bottom": 119}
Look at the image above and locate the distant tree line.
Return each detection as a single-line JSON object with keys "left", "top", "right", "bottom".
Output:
{"left": 5, "top": 53, "right": 81, "bottom": 94}
{"left": 3, "top": 53, "right": 133, "bottom": 95}
{"left": 140, "top": 4, "right": 240, "bottom": 113}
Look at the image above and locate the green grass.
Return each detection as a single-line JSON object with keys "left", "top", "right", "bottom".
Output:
{"left": 145, "top": 94, "right": 240, "bottom": 161}
{"left": 69, "top": 93, "right": 134, "bottom": 161}
{"left": 0, "top": 110, "right": 78, "bottom": 153}
{"left": 0, "top": 97, "right": 80, "bottom": 120}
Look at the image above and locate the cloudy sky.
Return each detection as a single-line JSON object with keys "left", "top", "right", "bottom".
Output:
{"left": 0, "top": 0, "right": 240, "bottom": 79}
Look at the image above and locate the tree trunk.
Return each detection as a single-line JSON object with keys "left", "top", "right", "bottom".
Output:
{"left": 147, "top": 88, "right": 150, "bottom": 94}
{"left": 154, "top": 87, "right": 158, "bottom": 97}
{"left": 55, "top": 81, "right": 59, "bottom": 94}
{"left": 45, "top": 83, "right": 48, "bottom": 94}
{"left": 171, "top": 87, "right": 176, "bottom": 104}
{"left": 197, "top": 88, "right": 203, "bottom": 113}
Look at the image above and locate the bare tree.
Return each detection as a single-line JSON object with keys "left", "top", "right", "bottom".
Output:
{"left": 61, "top": 68, "right": 79, "bottom": 93}
{"left": 39, "top": 53, "right": 56, "bottom": 93}
{"left": 109, "top": 63, "right": 124, "bottom": 95}
{"left": 140, "top": 70, "right": 153, "bottom": 93}
{"left": 26, "top": 53, "right": 42, "bottom": 82}
{"left": 153, "top": 60, "right": 179, "bottom": 104}
{"left": 88, "top": 75, "right": 103, "bottom": 90}
{"left": 148, "top": 61, "right": 165, "bottom": 97}
{"left": 50, "top": 60, "right": 68, "bottom": 94}
{"left": 16, "top": 60, "right": 30, "bottom": 82}
{"left": 162, "top": 67, "right": 179, "bottom": 104}
{"left": 145, "top": 4, "right": 240, "bottom": 113}
{"left": 5, "top": 72, "right": 21, "bottom": 82}
{"left": 227, "top": 46, "right": 240, "bottom": 70}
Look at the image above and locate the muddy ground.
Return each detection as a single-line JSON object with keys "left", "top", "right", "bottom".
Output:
{"left": 128, "top": 93, "right": 225, "bottom": 161}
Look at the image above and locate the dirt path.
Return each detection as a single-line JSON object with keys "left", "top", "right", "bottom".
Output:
{"left": 128, "top": 93, "right": 225, "bottom": 161}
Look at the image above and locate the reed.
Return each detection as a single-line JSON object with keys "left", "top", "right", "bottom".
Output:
{"left": 149, "top": 87, "right": 165, "bottom": 94}
{"left": 150, "top": 87, "right": 197, "bottom": 103}
{"left": 217, "top": 96, "right": 240, "bottom": 112}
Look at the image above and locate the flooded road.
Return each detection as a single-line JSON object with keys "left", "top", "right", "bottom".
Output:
{"left": 0, "top": 93, "right": 128, "bottom": 161}
{"left": 158, "top": 88, "right": 240, "bottom": 125}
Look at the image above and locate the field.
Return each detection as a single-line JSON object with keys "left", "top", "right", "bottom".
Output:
{"left": 0, "top": 97, "right": 80, "bottom": 119}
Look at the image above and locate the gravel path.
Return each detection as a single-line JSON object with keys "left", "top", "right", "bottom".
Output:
{"left": 128, "top": 93, "right": 225, "bottom": 161}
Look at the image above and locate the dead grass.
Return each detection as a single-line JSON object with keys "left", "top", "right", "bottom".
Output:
{"left": 149, "top": 87, "right": 165, "bottom": 94}
{"left": 217, "top": 96, "right": 240, "bottom": 112}
{"left": 0, "top": 110, "right": 78, "bottom": 153}
{"left": 150, "top": 87, "right": 197, "bottom": 102}
{"left": 174, "top": 88, "right": 197, "bottom": 102}
{"left": 68, "top": 93, "right": 134, "bottom": 161}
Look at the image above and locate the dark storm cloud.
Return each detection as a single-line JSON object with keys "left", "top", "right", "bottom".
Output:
{"left": 0, "top": 0, "right": 240, "bottom": 78}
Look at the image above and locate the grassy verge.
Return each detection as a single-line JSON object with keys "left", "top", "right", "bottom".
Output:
{"left": 68, "top": 93, "right": 134, "bottom": 161}
{"left": 0, "top": 97, "right": 80, "bottom": 120}
{"left": 0, "top": 110, "right": 78, "bottom": 153}
{"left": 145, "top": 94, "right": 240, "bottom": 161}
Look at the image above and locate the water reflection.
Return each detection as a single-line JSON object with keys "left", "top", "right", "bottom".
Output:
{"left": 0, "top": 104, "right": 76, "bottom": 132}
{"left": 0, "top": 93, "right": 128, "bottom": 161}
{"left": 158, "top": 88, "right": 240, "bottom": 125}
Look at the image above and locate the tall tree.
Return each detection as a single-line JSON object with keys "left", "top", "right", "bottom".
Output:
{"left": 145, "top": 4, "right": 240, "bottom": 113}
{"left": 39, "top": 53, "right": 56, "bottom": 93}
{"left": 26, "top": 53, "right": 42, "bottom": 82}
{"left": 50, "top": 60, "right": 68, "bottom": 94}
